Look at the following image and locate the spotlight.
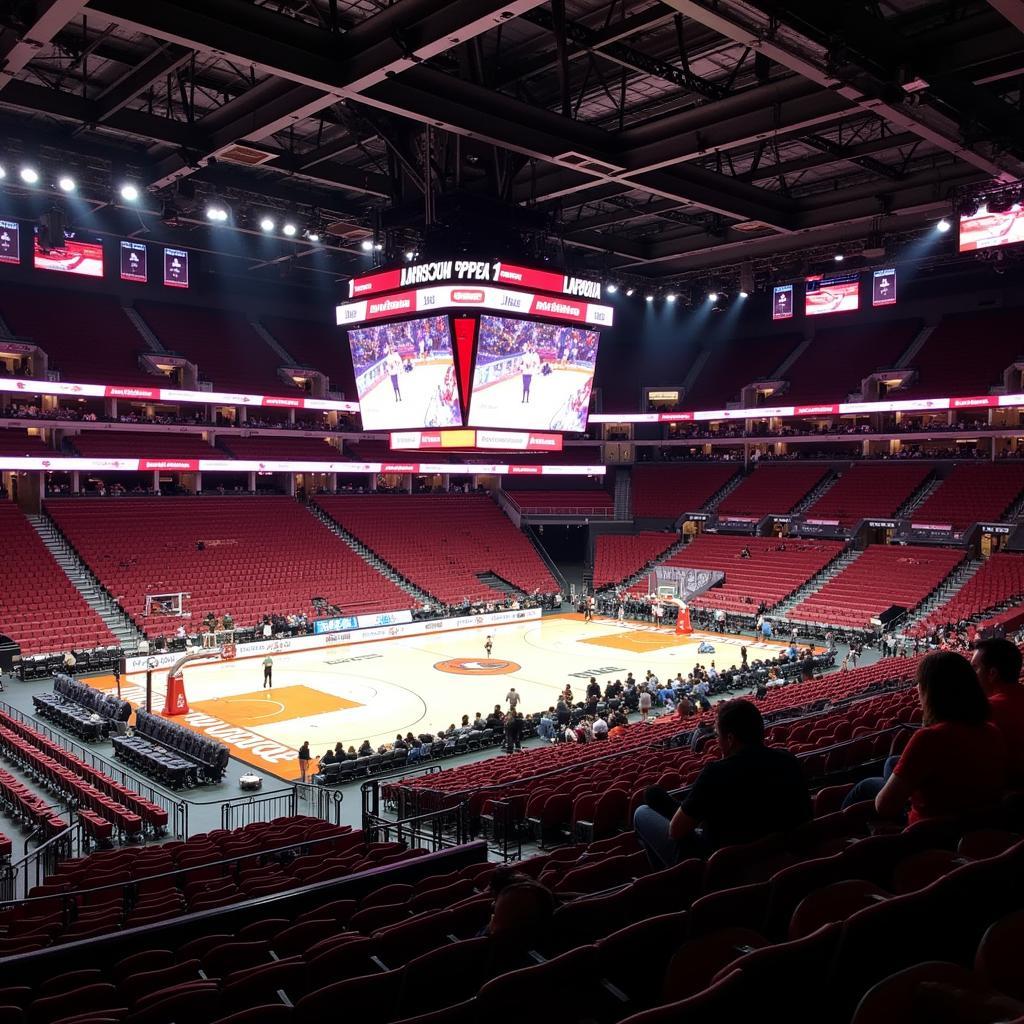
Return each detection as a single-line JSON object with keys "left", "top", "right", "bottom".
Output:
{"left": 666, "top": 293, "right": 677, "bottom": 302}
{"left": 0, "top": 165, "right": 6, "bottom": 180}
{"left": 404, "top": 250, "right": 415, "bottom": 260}
{"left": 120, "top": 183, "right": 139, "bottom": 202}
{"left": 708, "top": 292, "right": 718, "bottom": 302}
{"left": 360, "top": 239, "right": 374, "bottom": 252}
{"left": 57, "top": 176, "right": 76, "bottom": 193}
{"left": 607, "top": 283, "right": 618, "bottom": 294}
{"left": 739, "top": 290, "right": 749, "bottom": 299}
{"left": 205, "top": 204, "right": 228, "bottom": 222}
{"left": 282, "top": 222, "right": 297, "bottom": 236}
{"left": 306, "top": 231, "right": 320, "bottom": 243}
{"left": 259, "top": 216, "right": 275, "bottom": 232}
{"left": 19, "top": 167, "right": 39, "bottom": 185}
{"left": 625, "top": 288, "right": 635, "bottom": 297}
{"left": 833, "top": 253, "right": 844, "bottom": 262}
{"left": 645, "top": 294, "right": 654, "bottom": 302}
{"left": 374, "top": 242, "right": 383, "bottom": 251}
{"left": 936, "top": 218, "right": 951, "bottom": 233}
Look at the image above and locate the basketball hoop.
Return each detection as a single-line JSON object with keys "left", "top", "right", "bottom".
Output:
{"left": 144, "top": 592, "right": 191, "bottom": 618}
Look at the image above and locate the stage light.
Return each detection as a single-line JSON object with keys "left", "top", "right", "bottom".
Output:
{"left": 205, "top": 204, "right": 228, "bottom": 222}
{"left": 833, "top": 253, "right": 844, "bottom": 262}
{"left": 259, "top": 216, "right": 275, "bottom": 232}
{"left": 282, "top": 222, "right": 297, "bottom": 236}
{"left": 607, "top": 283, "right": 618, "bottom": 294}
{"left": 120, "top": 183, "right": 139, "bottom": 202}
{"left": 708, "top": 291, "right": 718, "bottom": 302}
{"left": 0, "top": 165, "right": 6, "bottom": 180}
{"left": 57, "top": 176, "right": 76, "bottom": 193}
{"left": 645, "top": 294, "right": 654, "bottom": 302}
{"left": 936, "top": 218, "right": 951, "bottom": 233}
{"left": 306, "top": 231, "right": 320, "bottom": 242}
{"left": 666, "top": 293, "right": 677, "bottom": 302}
{"left": 625, "top": 288, "right": 635, "bottom": 297}
{"left": 739, "top": 290, "right": 749, "bottom": 298}
{"left": 374, "top": 242, "right": 383, "bottom": 251}
{"left": 360, "top": 239, "right": 374, "bottom": 251}
{"left": 404, "top": 250, "right": 415, "bottom": 260}
{"left": 19, "top": 167, "right": 39, "bottom": 185}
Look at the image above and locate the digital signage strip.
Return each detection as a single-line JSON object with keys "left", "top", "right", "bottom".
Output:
{"left": 0, "top": 456, "right": 607, "bottom": 475}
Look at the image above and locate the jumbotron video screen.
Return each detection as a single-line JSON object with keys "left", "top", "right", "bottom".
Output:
{"left": 347, "top": 315, "right": 462, "bottom": 431}
{"left": 468, "top": 316, "right": 598, "bottom": 433}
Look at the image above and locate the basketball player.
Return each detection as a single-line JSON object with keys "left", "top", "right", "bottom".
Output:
{"left": 520, "top": 343, "right": 540, "bottom": 403}
{"left": 485, "top": 635, "right": 493, "bottom": 658}
{"left": 385, "top": 344, "right": 403, "bottom": 401}
{"left": 263, "top": 655, "right": 273, "bottom": 689}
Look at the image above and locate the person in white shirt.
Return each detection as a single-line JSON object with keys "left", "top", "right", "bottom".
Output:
{"left": 592, "top": 716, "right": 609, "bottom": 740}
{"left": 520, "top": 344, "right": 541, "bottom": 403}
{"left": 385, "top": 346, "right": 403, "bottom": 401}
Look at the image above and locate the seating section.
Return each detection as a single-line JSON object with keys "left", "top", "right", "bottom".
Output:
{"left": 626, "top": 534, "right": 845, "bottom": 615}
{"left": 216, "top": 436, "right": 342, "bottom": 462}
{"left": 897, "top": 307, "right": 1024, "bottom": 398}
{"left": 802, "top": 464, "right": 931, "bottom": 526}
{"left": 716, "top": 464, "right": 831, "bottom": 519}
{"left": 316, "top": 494, "right": 558, "bottom": 604}
{"left": 0, "top": 500, "right": 116, "bottom": 655}
{"left": 909, "top": 463, "right": 1024, "bottom": 531}
{"left": 113, "top": 710, "right": 230, "bottom": 788}
{"left": 685, "top": 333, "right": 802, "bottom": 408}
{"left": 44, "top": 497, "right": 410, "bottom": 637}
{"left": 0, "top": 707, "right": 166, "bottom": 842}
{"left": 261, "top": 315, "right": 357, "bottom": 397}
{"left": 792, "top": 544, "right": 964, "bottom": 628}
{"left": 910, "top": 552, "right": 1024, "bottom": 636}
{"left": 631, "top": 464, "right": 739, "bottom": 519}
{"left": 503, "top": 490, "right": 613, "bottom": 515}
{"left": 593, "top": 532, "right": 679, "bottom": 589}
{"left": 0, "top": 287, "right": 155, "bottom": 385}
{"left": 33, "top": 673, "right": 132, "bottom": 742}
{"left": 0, "top": 428, "right": 50, "bottom": 455}
{"left": 70, "top": 431, "right": 214, "bottom": 460}
{"left": 135, "top": 302, "right": 298, "bottom": 394}
{"left": 783, "top": 320, "right": 921, "bottom": 404}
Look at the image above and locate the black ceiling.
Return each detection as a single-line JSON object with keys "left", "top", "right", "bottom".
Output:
{"left": 0, "top": 0, "right": 1022, "bottom": 290}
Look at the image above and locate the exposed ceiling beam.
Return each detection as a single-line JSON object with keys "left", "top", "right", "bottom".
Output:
{"left": 91, "top": 43, "right": 192, "bottom": 123}
{"left": 0, "top": 0, "right": 91, "bottom": 91}
{"left": 662, "top": 0, "right": 1024, "bottom": 182}
{"left": 986, "top": 0, "right": 1024, "bottom": 35}
{"left": 736, "top": 131, "right": 920, "bottom": 182}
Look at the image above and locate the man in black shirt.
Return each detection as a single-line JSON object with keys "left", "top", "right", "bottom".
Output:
{"left": 633, "top": 699, "right": 811, "bottom": 866}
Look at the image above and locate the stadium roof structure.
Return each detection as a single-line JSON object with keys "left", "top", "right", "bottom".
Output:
{"left": 0, "top": 0, "right": 1022, "bottom": 287}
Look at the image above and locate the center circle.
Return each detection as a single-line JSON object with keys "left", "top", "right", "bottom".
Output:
{"left": 434, "top": 658, "right": 522, "bottom": 675}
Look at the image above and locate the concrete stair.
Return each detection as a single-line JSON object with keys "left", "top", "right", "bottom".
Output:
{"left": 793, "top": 469, "right": 840, "bottom": 514}
{"left": 901, "top": 558, "right": 985, "bottom": 631}
{"left": 775, "top": 547, "right": 862, "bottom": 620}
{"left": 476, "top": 571, "right": 526, "bottom": 598}
{"left": 27, "top": 514, "right": 145, "bottom": 651}
{"left": 613, "top": 469, "right": 632, "bottom": 520}
{"left": 121, "top": 305, "right": 166, "bottom": 353}
{"left": 306, "top": 503, "right": 433, "bottom": 606}
{"left": 897, "top": 472, "right": 941, "bottom": 517}
{"left": 703, "top": 470, "right": 745, "bottom": 513}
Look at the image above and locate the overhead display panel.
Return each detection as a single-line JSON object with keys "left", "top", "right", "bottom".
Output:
{"left": 805, "top": 272, "right": 859, "bottom": 316}
{"left": 33, "top": 230, "right": 103, "bottom": 277}
{"left": 959, "top": 204, "right": 1024, "bottom": 252}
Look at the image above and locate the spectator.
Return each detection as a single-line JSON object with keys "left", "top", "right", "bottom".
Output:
{"left": 485, "top": 870, "right": 556, "bottom": 948}
{"left": 472, "top": 712, "right": 486, "bottom": 731}
{"left": 843, "top": 651, "right": 1008, "bottom": 822}
{"left": 633, "top": 699, "right": 811, "bottom": 864}
{"left": 592, "top": 715, "right": 609, "bottom": 740}
{"left": 506, "top": 686, "right": 521, "bottom": 712}
{"left": 638, "top": 684, "right": 652, "bottom": 723}
{"left": 358, "top": 739, "right": 373, "bottom": 757}
{"left": 537, "top": 708, "right": 556, "bottom": 742}
{"left": 297, "top": 741, "right": 311, "bottom": 784}
{"left": 972, "top": 638, "right": 1024, "bottom": 783}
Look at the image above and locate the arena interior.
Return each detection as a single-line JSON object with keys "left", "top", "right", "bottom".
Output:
{"left": 2, "top": 0, "right": 1024, "bottom": 1020}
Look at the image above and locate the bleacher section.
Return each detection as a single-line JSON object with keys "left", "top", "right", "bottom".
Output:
{"left": 0, "top": 288, "right": 155, "bottom": 386}
{"left": 631, "top": 464, "right": 739, "bottom": 520}
{"left": 684, "top": 333, "right": 801, "bottom": 408}
{"left": 316, "top": 494, "right": 558, "bottom": 604}
{"left": 504, "top": 490, "right": 613, "bottom": 515}
{"left": 897, "top": 307, "right": 1024, "bottom": 398}
{"left": 44, "top": 497, "right": 410, "bottom": 636}
{"left": 908, "top": 463, "right": 1024, "bottom": 531}
{"left": 216, "top": 436, "right": 342, "bottom": 462}
{"left": 910, "top": 552, "right": 1024, "bottom": 636}
{"left": 801, "top": 464, "right": 931, "bottom": 526}
{"left": 716, "top": 464, "right": 830, "bottom": 519}
{"left": 134, "top": 302, "right": 298, "bottom": 394}
{"left": 791, "top": 544, "right": 965, "bottom": 628}
{"left": 628, "top": 534, "right": 845, "bottom": 615}
{"left": 261, "top": 315, "right": 357, "bottom": 397}
{"left": 782, "top": 320, "right": 922, "bottom": 404}
{"left": 69, "top": 431, "right": 214, "bottom": 460}
{"left": 0, "top": 428, "right": 49, "bottom": 456}
{"left": 593, "top": 532, "right": 678, "bottom": 589}
{"left": 0, "top": 500, "right": 116, "bottom": 655}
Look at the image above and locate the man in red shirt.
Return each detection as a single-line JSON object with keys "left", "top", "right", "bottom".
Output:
{"left": 973, "top": 638, "right": 1024, "bottom": 784}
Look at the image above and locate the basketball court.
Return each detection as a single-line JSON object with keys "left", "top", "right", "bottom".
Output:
{"left": 88, "top": 615, "right": 810, "bottom": 780}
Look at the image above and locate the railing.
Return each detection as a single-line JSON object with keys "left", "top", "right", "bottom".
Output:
{"left": 363, "top": 802, "right": 471, "bottom": 853}
{"left": 0, "top": 698, "right": 188, "bottom": 839}
{"left": 2, "top": 823, "right": 81, "bottom": 901}
{"left": 0, "top": 826, "right": 355, "bottom": 917}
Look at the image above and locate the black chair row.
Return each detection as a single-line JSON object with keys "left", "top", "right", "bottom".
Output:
{"left": 33, "top": 673, "right": 132, "bottom": 741}
{"left": 17, "top": 647, "right": 123, "bottom": 680}
{"left": 111, "top": 709, "right": 229, "bottom": 787}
